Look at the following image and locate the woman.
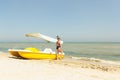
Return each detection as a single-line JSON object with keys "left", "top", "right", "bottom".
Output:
{"left": 56, "top": 36, "right": 62, "bottom": 60}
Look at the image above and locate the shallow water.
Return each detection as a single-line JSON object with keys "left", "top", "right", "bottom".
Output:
{"left": 0, "top": 42, "right": 120, "bottom": 61}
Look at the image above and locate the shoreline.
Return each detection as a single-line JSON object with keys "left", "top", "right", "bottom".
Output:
{"left": 0, "top": 52, "right": 120, "bottom": 80}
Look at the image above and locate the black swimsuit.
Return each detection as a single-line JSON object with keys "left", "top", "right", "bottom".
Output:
{"left": 56, "top": 46, "right": 61, "bottom": 49}
{"left": 56, "top": 41, "right": 61, "bottom": 49}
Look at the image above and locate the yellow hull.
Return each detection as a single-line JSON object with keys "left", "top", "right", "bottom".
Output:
{"left": 18, "top": 51, "right": 64, "bottom": 60}
{"left": 8, "top": 49, "right": 21, "bottom": 57}
{"left": 8, "top": 47, "right": 39, "bottom": 57}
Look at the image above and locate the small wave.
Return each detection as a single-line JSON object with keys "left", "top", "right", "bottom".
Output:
{"left": 71, "top": 56, "right": 102, "bottom": 62}
{"left": 70, "top": 56, "right": 120, "bottom": 65}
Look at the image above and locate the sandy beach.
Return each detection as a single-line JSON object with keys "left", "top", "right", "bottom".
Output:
{"left": 0, "top": 52, "right": 120, "bottom": 80}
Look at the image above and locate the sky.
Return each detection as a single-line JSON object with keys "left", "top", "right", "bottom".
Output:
{"left": 0, "top": 0, "right": 120, "bottom": 42}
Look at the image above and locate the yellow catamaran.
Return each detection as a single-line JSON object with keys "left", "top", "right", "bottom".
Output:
{"left": 8, "top": 33, "right": 64, "bottom": 60}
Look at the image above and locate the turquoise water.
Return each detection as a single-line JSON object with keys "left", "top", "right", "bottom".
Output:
{"left": 0, "top": 42, "right": 120, "bottom": 61}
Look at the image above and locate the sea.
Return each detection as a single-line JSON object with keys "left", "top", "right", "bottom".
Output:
{"left": 0, "top": 42, "right": 120, "bottom": 61}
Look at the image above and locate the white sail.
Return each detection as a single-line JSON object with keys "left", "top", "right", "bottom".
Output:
{"left": 25, "top": 33, "right": 63, "bottom": 44}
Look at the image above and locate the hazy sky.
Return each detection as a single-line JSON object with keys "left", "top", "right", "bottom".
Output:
{"left": 0, "top": 0, "right": 120, "bottom": 42}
